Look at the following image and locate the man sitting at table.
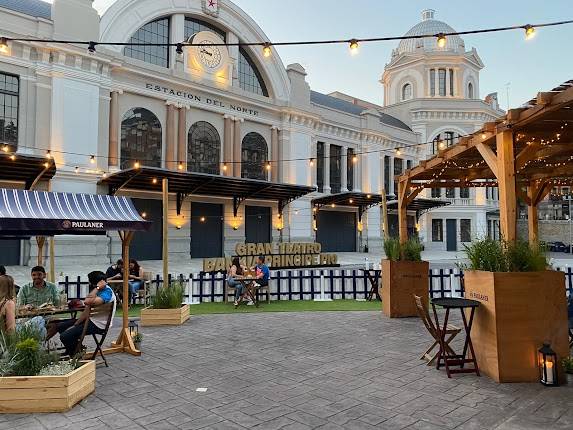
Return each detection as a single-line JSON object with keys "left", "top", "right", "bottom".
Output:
{"left": 55, "top": 271, "right": 116, "bottom": 357}
{"left": 249, "top": 255, "right": 270, "bottom": 305}
{"left": 106, "top": 259, "right": 123, "bottom": 282}
{"left": 16, "top": 266, "right": 59, "bottom": 308}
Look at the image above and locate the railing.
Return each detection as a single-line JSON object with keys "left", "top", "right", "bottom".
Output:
{"left": 58, "top": 267, "right": 573, "bottom": 302}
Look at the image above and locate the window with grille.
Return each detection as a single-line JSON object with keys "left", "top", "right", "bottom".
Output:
{"left": 393, "top": 158, "right": 403, "bottom": 197}
{"left": 449, "top": 69, "right": 454, "bottom": 96}
{"left": 241, "top": 132, "right": 268, "bottom": 180}
{"left": 402, "top": 83, "right": 412, "bottom": 101}
{"left": 347, "top": 148, "right": 354, "bottom": 191}
{"left": 439, "top": 69, "right": 446, "bottom": 96}
{"left": 460, "top": 188, "right": 470, "bottom": 199}
{"left": 432, "top": 219, "right": 443, "bottom": 242}
{"left": 431, "top": 188, "right": 442, "bottom": 198}
{"left": 317, "top": 142, "right": 324, "bottom": 193}
{"left": 0, "top": 72, "right": 19, "bottom": 149}
{"left": 330, "top": 145, "right": 342, "bottom": 194}
{"left": 184, "top": 17, "right": 226, "bottom": 40}
{"left": 430, "top": 69, "right": 436, "bottom": 96}
{"left": 239, "top": 48, "right": 269, "bottom": 97}
{"left": 124, "top": 18, "right": 170, "bottom": 67}
{"left": 446, "top": 188, "right": 456, "bottom": 198}
{"left": 460, "top": 219, "right": 472, "bottom": 242}
{"left": 188, "top": 121, "right": 221, "bottom": 175}
{"left": 468, "top": 82, "right": 474, "bottom": 99}
{"left": 121, "top": 108, "right": 162, "bottom": 169}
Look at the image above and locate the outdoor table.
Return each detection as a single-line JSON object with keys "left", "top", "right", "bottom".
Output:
{"left": 431, "top": 297, "right": 480, "bottom": 378}
{"left": 234, "top": 275, "right": 259, "bottom": 307}
{"left": 360, "top": 268, "right": 382, "bottom": 301}
{"left": 16, "top": 306, "right": 85, "bottom": 320}
{"left": 107, "top": 279, "right": 127, "bottom": 303}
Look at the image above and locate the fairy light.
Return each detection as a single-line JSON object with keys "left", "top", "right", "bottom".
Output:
{"left": 223, "top": 163, "right": 228, "bottom": 172}
{"left": 200, "top": 216, "right": 206, "bottom": 223}
{"left": 152, "top": 178, "right": 158, "bottom": 184}
{"left": 309, "top": 158, "right": 315, "bottom": 167}
{"left": 134, "top": 160, "right": 140, "bottom": 169}
{"left": 524, "top": 25, "right": 536, "bottom": 40}
{"left": 46, "top": 150, "right": 52, "bottom": 159}
{"left": 436, "top": 33, "right": 447, "bottom": 48}
{"left": 352, "top": 154, "right": 358, "bottom": 164}
{"left": 262, "top": 43, "right": 272, "bottom": 58}
{"left": 178, "top": 162, "right": 184, "bottom": 171}
{"left": 90, "top": 155, "right": 96, "bottom": 164}
{"left": 0, "top": 38, "right": 8, "bottom": 54}
{"left": 9, "top": 154, "right": 15, "bottom": 161}
{"left": 74, "top": 166, "right": 79, "bottom": 174}
{"left": 266, "top": 162, "right": 272, "bottom": 171}
{"left": 349, "top": 39, "right": 359, "bottom": 54}
{"left": 2, "top": 145, "right": 9, "bottom": 153}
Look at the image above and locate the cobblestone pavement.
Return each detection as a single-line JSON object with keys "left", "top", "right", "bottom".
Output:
{"left": 2, "top": 311, "right": 573, "bottom": 429}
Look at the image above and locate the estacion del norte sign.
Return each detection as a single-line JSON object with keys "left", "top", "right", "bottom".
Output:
{"left": 202, "top": 242, "right": 338, "bottom": 272}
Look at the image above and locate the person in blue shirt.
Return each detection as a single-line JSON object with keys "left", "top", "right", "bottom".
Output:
{"left": 55, "top": 271, "right": 116, "bottom": 357}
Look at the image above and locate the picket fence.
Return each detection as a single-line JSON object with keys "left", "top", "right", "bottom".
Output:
{"left": 58, "top": 266, "right": 573, "bottom": 302}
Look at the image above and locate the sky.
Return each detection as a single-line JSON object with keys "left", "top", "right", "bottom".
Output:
{"left": 48, "top": 0, "right": 573, "bottom": 109}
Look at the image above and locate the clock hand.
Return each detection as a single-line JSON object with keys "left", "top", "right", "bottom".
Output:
{"left": 200, "top": 49, "right": 213, "bottom": 57}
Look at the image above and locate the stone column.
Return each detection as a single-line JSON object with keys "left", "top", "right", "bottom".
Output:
{"left": 165, "top": 103, "right": 177, "bottom": 170}
{"left": 311, "top": 139, "right": 317, "bottom": 188}
{"left": 434, "top": 68, "right": 440, "bottom": 97}
{"left": 390, "top": 157, "right": 395, "bottom": 195}
{"left": 177, "top": 106, "right": 187, "bottom": 170}
{"left": 341, "top": 146, "right": 348, "bottom": 192}
{"left": 271, "top": 126, "right": 279, "bottom": 183}
{"left": 324, "top": 143, "right": 331, "bottom": 193}
{"left": 223, "top": 115, "right": 233, "bottom": 176}
{"left": 233, "top": 118, "right": 243, "bottom": 177}
{"left": 108, "top": 91, "right": 119, "bottom": 168}
{"left": 445, "top": 68, "right": 451, "bottom": 97}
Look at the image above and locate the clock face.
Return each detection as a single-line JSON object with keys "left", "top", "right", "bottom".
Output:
{"left": 198, "top": 40, "right": 222, "bottom": 69}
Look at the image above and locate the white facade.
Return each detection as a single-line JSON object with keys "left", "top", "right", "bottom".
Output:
{"left": 0, "top": 0, "right": 428, "bottom": 265}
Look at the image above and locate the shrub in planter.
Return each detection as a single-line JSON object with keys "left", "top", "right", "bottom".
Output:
{"left": 382, "top": 238, "right": 429, "bottom": 318}
{"left": 461, "top": 239, "right": 569, "bottom": 383}
{"left": 141, "top": 283, "right": 190, "bottom": 326}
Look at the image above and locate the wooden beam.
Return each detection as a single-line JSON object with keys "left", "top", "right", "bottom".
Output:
{"left": 381, "top": 188, "right": 389, "bottom": 240}
{"left": 162, "top": 178, "right": 169, "bottom": 288}
{"left": 515, "top": 141, "right": 543, "bottom": 171}
{"left": 398, "top": 181, "right": 408, "bottom": 245}
{"left": 497, "top": 130, "right": 517, "bottom": 242}
{"left": 411, "top": 181, "right": 494, "bottom": 188}
{"left": 527, "top": 184, "right": 539, "bottom": 244}
{"left": 476, "top": 143, "right": 499, "bottom": 178}
{"left": 533, "top": 180, "right": 552, "bottom": 206}
{"left": 406, "top": 186, "right": 424, "bottom": 206}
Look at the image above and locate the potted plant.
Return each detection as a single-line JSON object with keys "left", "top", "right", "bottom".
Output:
{"left": 381, "top": 238, "right": 429, "bottom": 318}
{"left": 562, "top": 357, "right": 573, "bottom": 374}
{"left": 140, "top": 282, "right": 190, "bottom": 326}
{"left": 0, "top": 326, "right": 95, "bottom": 413}
{"left": 461, "top": 239, "right": 569, "bottom": 383}
{"left": 133, "top": 333, "right": 143, "bottom": 350}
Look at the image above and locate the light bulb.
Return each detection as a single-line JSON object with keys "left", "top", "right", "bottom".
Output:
{"left": 0, "top": 37, "right": 8, "bottom": 54}
{"left": 352, "top": 155, "right": 358, "bottom": 164}
{"left": 43, "top": 162, "right": 49, "bottom": 168}
{"left": 88, "top": 41, "right": 97, "bottom": 54}
{"left": 266, "top": 162, "right": 271, "bottom": 171}
{"left": 134, "top": 161, "right": 140, "bottom": 169}
{"left": 9, "top": 154, "right": 15, "bottom": 161}
{"left": 200, "top": 216, "right": 206, "bottom": 223}
{"left": 331, "top": 203, "right": 335, "bottom": 208}
{"left": 438, "top": 140, "right": 446, "bottom": 150}
{"left": 525, "top": 25, "right": 536, "bottom": 40}
{"left": 90, "top": 155, "right": 96, "bottom": 164}
{"left": 437, "top": 33, "right": 447, "bottom": 48}
{"left": 349, "top": 199, "right": 354, "bottom": 204}
{"left": 152, "top": 178, "right": 158, "bottom": 184}
{"left": 481, "top": 133, "right": 487, "bottom": 140}
{"left": 2, "top": 145, "right": 9, "bottom": 153}
{"left": 223, "top": 163, "right": 228, "bottom": 172}
{"left": 396, "top": 149, "right": 401, "bottom": 156}
{"left": 176, "top": 43, "right": 184, "bottom": 55}
{"left": 178, "top": 162, "right": 183, "bottom": 171}
{"left": 309, "top": 158, "right": 315, "bottom": 167}
{"left": 262, "top": 43, "right": 272, "bottom": 58}
{"left": 75, "top": 166, "right": 79, "bottom": 174}
{"left": 46, "top": 150, "right": 52, "bottom": 159}
{"left": 349, "top": 39, "right": 359, "bottom": 55}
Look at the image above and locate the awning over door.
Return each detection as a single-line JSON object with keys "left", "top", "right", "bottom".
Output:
{"left": 0, "top": 188, "right": 150, "bottom": 236}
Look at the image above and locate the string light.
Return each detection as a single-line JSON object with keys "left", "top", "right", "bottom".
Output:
{"left": 178, "top": 162, "right": 184, "bottom": 171}
{"left": 0, "top": 37, "right": 8, "bottom": 54}
{"left": 481, "top": 133, "right": 487, "bottom": 140}
{"left": 74, "top": 166, "right": 79, "bottom": 174}
{"left": 45, "top": 150, "right": 52, "bottom": 159}
{"left": 438, "top": 140, "right": 446, "bottom": 151}
{"left": 262, "top": 43, "right": 272, "bottom": 58}
{"left": 141, "top": 212, "right": 147, "bottom": 218}
{"left": 309, "top": 158, "right": 315, "bottom": 167}
{"left": 87, "top": 41, "right": 97, "bottom": 54}
{"left": 396, "top": 149, "right": 401, "bottom": 156}
{"left": 352, "top": 154, "right": 358, "bottom": 164}
{"left": 349, "top": 39, "right": 359, "bottom": 54}
{"left": 9, "top": 154, "right": 15, "bottom": 161}
{"left": 266, "top": 162, "right": 271, "bottom": 171}
{"left": 223, "top": 163, "right": 228, "bottom": 172}
{"left": 152, "top": 178, "right": 158, "bottom": 184}
{"left": 1, "top": 145, "right": 9, "bottom": 153}
{"left": 134, "top": 160, "right": 140, "bottom": 169}
{"left": 524, "top": 25, "right": 536, "bottom": 40}
{"left": 176, "top": 43, "right": 184, "bottom": 55}
{"left": 43, "top": 162, "right": 49, "bottom": 168}
{"left": 200, "top": 216, "right": 206, "bottom": 223}
{"left": 90, "top": 155, "right": 95, "bottom": 164}
{"left": 436, "top": 33, "right": 447, "bottom": 48}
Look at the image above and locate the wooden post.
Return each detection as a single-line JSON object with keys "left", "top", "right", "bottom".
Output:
{"left": 381, "top": 188, "right": 389, "bottom": 240}
{"left": 398, "top": 181, "right": 408, "bottom": 244}
{"left": 162, "top": 178, "right": 169, "bottom": 288}
{"left": 526, "top": 185, "right": 538, "bottom": 243}
{"left": 36, "top": 236, "right": 46, "bottom": 267}
{"left": 49, "top": 237, "right": 55, "bottom": 283}
{"left": 496, "top": 130, "right": 517, "bottom": 242}
{"left": 107, "top": 230, "right": 140, "bottom": 357}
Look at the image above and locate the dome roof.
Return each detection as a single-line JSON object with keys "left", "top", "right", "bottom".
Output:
{"left": 396, "top": 10, "right": 465, "bottom": 55}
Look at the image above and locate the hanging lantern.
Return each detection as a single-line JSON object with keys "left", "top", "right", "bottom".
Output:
{"left": 538, "top": 343, "right": 558, "bottom": 386}
{"left": 128, "top": 319, "right": 139, "bottom": 338}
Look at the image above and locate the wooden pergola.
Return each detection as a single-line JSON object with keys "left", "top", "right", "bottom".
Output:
{"left": 397, "top": 79, "right": 573, "bottom": 244}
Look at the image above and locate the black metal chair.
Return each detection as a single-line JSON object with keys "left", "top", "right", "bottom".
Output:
{"left": 76, "top": 302, "right": 115, "bottom": 367}
{"left": 568, "top": 297, "right": 573, "bottom": 348}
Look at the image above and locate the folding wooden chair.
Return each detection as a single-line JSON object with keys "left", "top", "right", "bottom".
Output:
{"left": 76, "top": 302, "right": 114, "bottom": 367}
{"left": 414, "top": 295, "right": 461, "bottom": 365}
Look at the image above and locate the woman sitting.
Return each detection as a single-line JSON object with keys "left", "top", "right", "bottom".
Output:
{"left": 227, "top": 257, "right": 247, "bottom": 307}
{"left": 128, "top": 259, "right": 144, "bottom": 305}
{"left": 0, "top": 275, "right": 16, "bottom": 333}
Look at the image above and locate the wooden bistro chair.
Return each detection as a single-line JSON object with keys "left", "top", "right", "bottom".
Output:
{"left": 140, "top": 271, "right": 154, "bottom": 305}
{"left": 76, "top": 302, "right": 114, "bottom": 367}
{"left": 414, "top": 295, "right": 461, "bottom": 365}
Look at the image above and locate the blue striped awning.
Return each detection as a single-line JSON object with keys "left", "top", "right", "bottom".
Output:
{"left": 0, "top": 188, "right": 150, "bottom": 236}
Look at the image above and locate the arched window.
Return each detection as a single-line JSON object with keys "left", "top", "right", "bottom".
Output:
{"left": 124, "top": 18, "right": 170, "bottom": 68}
{"left": 121, "top": 108, "right": 162, "bottom": 169}
{"left": 242, "top": 132, "right": 268, "bottom": 180}
{"left": 239, "top": 48, "right": 269, "bottom": 97}
{"left": 184, "top": 17, "right": 226, "bottom": 40}
{"left": 432, "top": 131, "right": 459, "bottom": 154}
{"left": 188, "top": 121, "right": 221, "bottom": 175}
{"left": 468, "top": 82, "right": 474, "bottom": 99}
{"left": 402, "top": 83, "right": 412, "bottom": 101}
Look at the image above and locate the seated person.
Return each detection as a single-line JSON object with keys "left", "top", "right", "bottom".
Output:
{"left": 54, "top": 271, "right": 116, "bottom": 357}
{"left": 16, "top": 266, "right": 59, "bottom": 308}
{"left": 247, "top": 255, "right": 270, "bottom": 306}
{"left": 128, "top": 259, "right": 144, "bottom": 305}
{"left": 106, "top": 259, "right": 123, "bottom": 282}
{"left": 0, "top": 266, "right": 18, "bottom": 296}
{"left": 227, "top": 257, "right": 246, "bottom": 307}
{"left": 0, "top": 275, "right": 16, "bottom": 333}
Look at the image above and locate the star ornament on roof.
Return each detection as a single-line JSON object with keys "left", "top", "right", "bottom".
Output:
{"left": 203, "top": 0, "right": 220, "bottom": 17}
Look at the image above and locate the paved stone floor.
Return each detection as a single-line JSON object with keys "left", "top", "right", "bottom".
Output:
{"left": 3, "top": 311, "right": 573, "bottom": 429}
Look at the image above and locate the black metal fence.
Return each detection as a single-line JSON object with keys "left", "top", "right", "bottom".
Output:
{"left": 58, "top": 266, "right": 573, "bottom": 303}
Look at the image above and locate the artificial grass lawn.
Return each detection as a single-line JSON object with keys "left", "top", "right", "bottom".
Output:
{"left": 116, "top": 300, "right": 380, "bottom": 317}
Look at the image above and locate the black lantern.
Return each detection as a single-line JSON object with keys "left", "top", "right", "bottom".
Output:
{"left": 128, "top": 320, "right": 139, "bottom": 338}
{"left": 538, "top": 343, "right": 558, "bottom": 386}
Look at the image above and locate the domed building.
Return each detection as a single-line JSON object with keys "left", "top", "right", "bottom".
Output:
{"left": 380, "top": 9, "right": 505, "bottom": 251}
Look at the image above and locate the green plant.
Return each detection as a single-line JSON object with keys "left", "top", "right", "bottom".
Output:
{"left": 383, "top": 238, "right": 423, "bottom": 262}
{"left": 38, "top": 360, "right": 79, "bottom": 376}
{"left": 133, "top": 333, "right": 143, "bottom": 343}
{"left": 383, "top": 238, "right": 401, "bottom": 261}
{"left": 563, "top": 357, "right": 573, "bottom": 374}
{"left": 151, "top": 282, "right": 185, "bottom": 309}
{"left": 460, "top": 238, "right": 548, "bottom": 272}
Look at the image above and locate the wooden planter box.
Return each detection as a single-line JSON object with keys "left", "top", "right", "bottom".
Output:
{"left": 0, "top": 360, "right": 95, "bottom": 414}
{"left": 464, "top": 270, "right": 569, "bottom": 383}
{"left": 381, "top": 260, "right": 429, "bottom": 318}
{"left": 140, "top": 304, "right": 190, "bottom": 326}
